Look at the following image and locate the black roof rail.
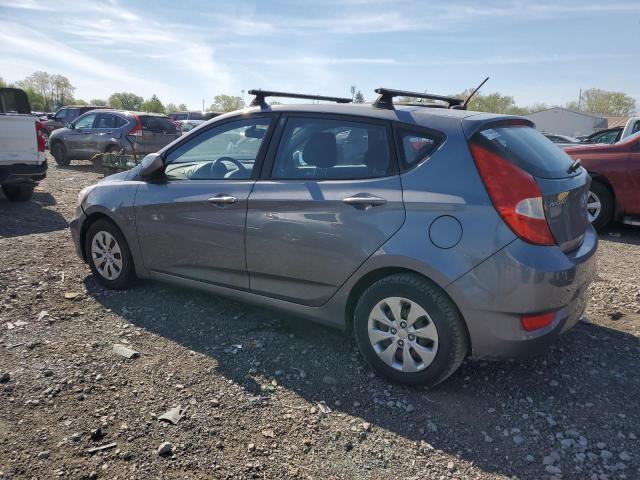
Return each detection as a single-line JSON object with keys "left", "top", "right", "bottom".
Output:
{"left": 248, "top": 89, "right": 352, "bottom": 107}
{"left": 372, "top": 88, "right": 464, "bottom": 109}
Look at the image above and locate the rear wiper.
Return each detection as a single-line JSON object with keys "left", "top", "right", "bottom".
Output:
{"left": 567, "top": 158, "right": 582, "bottom": 174}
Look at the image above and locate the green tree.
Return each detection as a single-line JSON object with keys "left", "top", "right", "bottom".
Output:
{"left": 50, "top": 74, "right": 75, "bottom": 108}
{"left": 16, "top": 71, "right": 54, "bottom": 110}
{"left": 108, "top": 92, "right": 144, "bottom": 111}
{"left": 209, "top": 94, "right": 244, "bottom": 112}
{"left": 178, "top": 103, "right": 188, "bottom": 111}
{"left": 0, "top": 77, "right": 6, "bottom": 87}
{"left": 579, "top": 88, "right": 636, "bottom": 116}
{"left": 353, "top": 90, "right": 365, "bottom": 104}
{"left": 165, "top": 102, "right": 179, "bottom": 113}
{"left": 527, "top": 102, "right": 549, "bottom": 113}
{"left": 141, "top": 94, "right": 165, "bottom": 113}
{"left": 72, "top": 99, "right": 87, "bottom": 106}
{"left": 89, "top": 98, "right": 108, "bottom": 106}
{"left": 458, "top": 89, "right": 526, "bottom": 114}
{"left": 21, "top": 87, "right": 46, "bottom": 111}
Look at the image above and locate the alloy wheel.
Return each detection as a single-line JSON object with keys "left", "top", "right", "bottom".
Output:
{"left": 367, "top": 296, "right": 439, "bottom": 373}
{"left": 586, "top": 190, "right": 601, "bottom": 223}
{"left": 91, "top": 230, "right": 123, "bottom": 280}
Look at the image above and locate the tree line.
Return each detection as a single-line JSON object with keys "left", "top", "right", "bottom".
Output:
{"left": 1, "top": 72, "right": 636, "bottom": 117}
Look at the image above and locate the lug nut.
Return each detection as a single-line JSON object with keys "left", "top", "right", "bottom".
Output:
{"left": 400, "top": 321, "right": 407, "bottom": 328}
{"left": 408, "top": 334, "right": 416, "bottom": 341}
{"left": 390, "top": 328, "right": 397, "bottom": 335}
{"left": 397, "top": 339, "right": 404, "bottom": 347}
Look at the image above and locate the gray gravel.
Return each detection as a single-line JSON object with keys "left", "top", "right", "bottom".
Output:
{"left": 0, "top": 158, "right": 638, "bottom": 479}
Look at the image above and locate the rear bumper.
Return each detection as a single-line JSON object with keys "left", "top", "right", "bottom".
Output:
{"left": 446, "top": 226, "right": 598, "bottom": 359}
{"left": 0, "top": 161, "right": 47, "bottom": 185}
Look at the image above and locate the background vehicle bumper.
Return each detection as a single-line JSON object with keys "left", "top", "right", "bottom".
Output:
{"left": 0, "top": 161, "right": 47, "bottom": 185}
{"left": 446, "top": 226, "right": 598, "bottom": 359}
{"left": 69, "top": 207, "right": 87, "bottom": 262}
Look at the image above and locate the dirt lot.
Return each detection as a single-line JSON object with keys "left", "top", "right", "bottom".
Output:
{"left": 1, "top": 158, "right": 638, "bottom": 480}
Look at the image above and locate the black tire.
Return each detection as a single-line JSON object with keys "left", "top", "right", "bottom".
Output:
{"left": 85, "top": 218, "right": 136, "bottom": 290}
{"left": 106, "top": 145, "right": 122, "bottom": 154}
{"left": 1, "top": 183, "right": 35, "bottom": 202}
{"left": 51, "top": 142, "right": 70, "bottom": 166}
{"left": 353, "top": 273, "right": 468, "bottom": 387}
{"left": 588, "top": 181, "right": 614, "bottom": 232}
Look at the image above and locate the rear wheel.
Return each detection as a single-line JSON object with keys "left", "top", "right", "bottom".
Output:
{"left": 353, "top": 273, "right": 468, "bottom": 386}
{"left": 1, "top": 183, "right": 35, "bottom": 202}
{"left": 587, "top": 181, "right": 613, "bottom": 231}
{"left": 85, "top": 219, "right": 136, "bottom": 290}
{"left": 51, "top": 142, "right": 70, "bottom": 166}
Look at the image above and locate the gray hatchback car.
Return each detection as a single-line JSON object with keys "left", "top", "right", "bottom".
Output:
{"left": 70, "top": 89, "right": 597, "bottom": 386}
{"left": 49, "top": 109, "right": 180, "bottom": 166}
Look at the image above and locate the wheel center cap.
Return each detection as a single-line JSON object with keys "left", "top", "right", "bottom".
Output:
{"left": 397, "top": 329, "right": 408, "bottom": 340}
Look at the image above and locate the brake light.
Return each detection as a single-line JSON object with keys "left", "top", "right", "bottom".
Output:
{"left": 469, "top": 142, "right": 555, "bottom": 246}
{"left": 35, "top": 120, "right": 46, "bottom": 152}
{"left": 521, "top": 312, "right": 556, "bottom": 331}
{"left": 128, "top": 115, "right": 143, "bottom": 136}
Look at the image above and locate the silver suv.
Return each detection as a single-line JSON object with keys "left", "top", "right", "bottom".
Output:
{"left": 49, "top": 109, "right": 180, "bottom": 166}
{"left": 70, "top": 89, "right": 597, "bottom": 386}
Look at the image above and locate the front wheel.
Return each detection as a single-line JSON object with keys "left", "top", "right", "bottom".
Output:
{"left": 51, "top": 142, "right": 70, "bottom": 166}
{"left": 2, "top": 183, "right": 35, "bottom": 201}
{"left": 85, "top": 219, "right": 136, "bottom": 290}
{"left": 587, "top": 181, "right": 614, "bottom": 232}
{"left": 353, "top": 273, "right": 469, "bottom": 386}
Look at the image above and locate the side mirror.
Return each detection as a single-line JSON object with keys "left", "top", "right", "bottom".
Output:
{"left": 47, "top": 113, "right": 54, "bottom": 119}
{"left": 139, "top": 153, "right": 164, "bottom": 178}
{"left": 66, "top": 123, "right": 75, "bottom": 129}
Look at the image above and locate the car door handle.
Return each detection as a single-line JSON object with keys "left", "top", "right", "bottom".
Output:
{"left": 207, "top": 194, "right": 237, "bottom": 205}
{"left": 342, "top": 194, "right": 387, "bottom": 207}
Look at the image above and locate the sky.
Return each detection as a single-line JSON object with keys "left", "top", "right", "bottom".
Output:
{"left": 1, "top": 0, "right": 639, "bottom": 111}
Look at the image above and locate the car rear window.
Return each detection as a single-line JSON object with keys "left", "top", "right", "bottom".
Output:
{"left": 471, "top": 125, "right": 575, "bottom": 178}
{"left": 0, "top": 88, "right": 31, "bottom": 114}
{"left": 141, "top": 116, "right": 178, "bottom": 134}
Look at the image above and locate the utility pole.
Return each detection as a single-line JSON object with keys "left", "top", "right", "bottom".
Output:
{"left": 577, "top": 88, "right": 582, "bottom": 111}
{"left": 202, "top": 99, "right": 205, "bottom": 111}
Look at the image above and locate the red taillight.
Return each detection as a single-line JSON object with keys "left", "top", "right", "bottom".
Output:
{"left": 469, "top": 142, "right": 555, "bottom": 246}
{"left": 35, "top": 120, "right": 45, "bottom": 152}
{"left": 128, "top": 115, "right": 143, "bottom": 136}
{"left": 521, "top": 312, "right": 556, "bottom": 331}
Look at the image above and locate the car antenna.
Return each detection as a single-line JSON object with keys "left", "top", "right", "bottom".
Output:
{"left": 453, "top": 77, "right": 489, "bottom": 110}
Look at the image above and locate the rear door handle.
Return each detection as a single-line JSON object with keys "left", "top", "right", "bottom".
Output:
{"left": 207, "top": 194, "right": 237, "bottom": 205}
{"left": 342, "top": 194, "right": 387, "bottom": 207}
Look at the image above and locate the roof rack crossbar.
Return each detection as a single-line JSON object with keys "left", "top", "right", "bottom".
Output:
{"left": 372, "top": 88, "right": 463, "bottom": 109}
{"left": 248, "top": 89, "right": 352, "bottom": 107}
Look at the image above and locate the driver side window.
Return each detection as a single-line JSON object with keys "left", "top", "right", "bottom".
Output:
{"left": 164, "top": 118, "right": 271, "bottom": 180}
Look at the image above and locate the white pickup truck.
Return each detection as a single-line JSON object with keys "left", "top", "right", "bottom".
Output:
{"left": 0, "top": 87, "right": 47, "bottom": 201}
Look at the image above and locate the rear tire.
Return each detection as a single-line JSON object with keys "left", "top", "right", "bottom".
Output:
{"left": 588, "top": 181, "right": 613, "bottom": 232}
{"left": 353, "top": 273, "right": 468, "bottom": 387}
{"left": 85, "top": 219, "right": 136, "bottom": 290}
{"left": 1, "top": 183, "right": 35, "bottom": 202}
{"left": 51, "top": 142, "right": 70, "bottom": 166}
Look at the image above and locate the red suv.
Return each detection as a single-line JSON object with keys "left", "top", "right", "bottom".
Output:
{"left": 564, "top": 132, "right": 640, "bottom": 230}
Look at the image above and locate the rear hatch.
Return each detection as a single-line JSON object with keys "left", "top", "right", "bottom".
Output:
{"left": 467, "top": 121, "right": 589, "bottom": 252}
{"left": 137, "top": 116, "right": 180, "bottom": 154}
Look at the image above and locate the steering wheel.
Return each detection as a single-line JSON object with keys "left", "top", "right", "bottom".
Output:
{"left": 210, "top": 156, "right": 248, "bottom": 178}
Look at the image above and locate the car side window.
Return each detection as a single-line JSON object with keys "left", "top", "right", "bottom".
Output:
{"left": 633, "top": 121, "right": 640, "bottom": 134}
{"left": 113, "top": 116, "right": 128, "bottom": 128}
{"left": 74, "top": 113, "right": 97, "bottom": 129}
{"left": 54, "top": 108, "right": 67, "bottom": 121}
{"left": 164, "top": 118, "right": 271, "bottom": 181}
{"left": 396, "top": 127, "right": 442, "bottom": 171}
{"left": 66, "top": 108, "right": 81, "bottom": 121}
{"left": 95, "top": 113, "right": 116, "bottom": 129}
{"left": 272, "top": 117, "right": 392, "bottom": 180}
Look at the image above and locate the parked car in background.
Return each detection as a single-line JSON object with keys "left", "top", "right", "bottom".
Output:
{"left": 580, "top": 127, "right": 622, "bottom": 145}
{"left": 177, "top": 119, "right": 205, "bottom": 134}
{"left": 168, "top": 111, "right": 222, "bottom": 121}
{"left": 42, "top": 105, "right": 113, "bottom": 143}
{"left": 543, "top": 133, "right": 580, "bottom": 145}
{"left": 564, "top": 132, "right": 640, "bottom": 230}
{"left": 0, "top": 88, "right": 47, "bottom": 201}
{"left": 69, "top": 88, "right": 597, "bottom": 386}
{"left": 48, "top": 110, "right": 180, "bottom": 166}
{"left": 620, "top": 117, "right": 640, "bottom": 140}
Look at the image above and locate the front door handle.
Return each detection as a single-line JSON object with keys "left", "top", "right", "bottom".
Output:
{"left": 342, "top": 194, "right": 387, "bottom": 208}
{"left": 207, "top": 194, "right": 237, "bottom": 205}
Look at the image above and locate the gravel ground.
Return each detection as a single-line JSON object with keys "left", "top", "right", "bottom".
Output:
{"left": 0, "top": 157, "right": 638, "bottom": 480}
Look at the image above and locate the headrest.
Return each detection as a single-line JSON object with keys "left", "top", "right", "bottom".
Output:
{"left": 364, "top": 139, "right": 390, "bottom": 173}
{"left": 303, "top": 132, "right": 337, "bottom": 168}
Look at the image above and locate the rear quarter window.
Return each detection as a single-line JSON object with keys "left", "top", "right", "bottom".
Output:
{"left": 141, "top": 116, "right": 178, "bottom": 134}
{"left": 395, "top": 128, "right": 442, "bottom": 171}
{"left": 472, "top": 125, "right": 574, "bottom": 178}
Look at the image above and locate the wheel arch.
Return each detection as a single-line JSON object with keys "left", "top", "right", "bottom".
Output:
{"left": 79, "top": 212, "right": 121, "bottom": 262}
{"left": 345, "top": 267, "right": 471, "bottom": 352}
{"left": 588, "top": 172, "right": 619, "bottom": 219}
